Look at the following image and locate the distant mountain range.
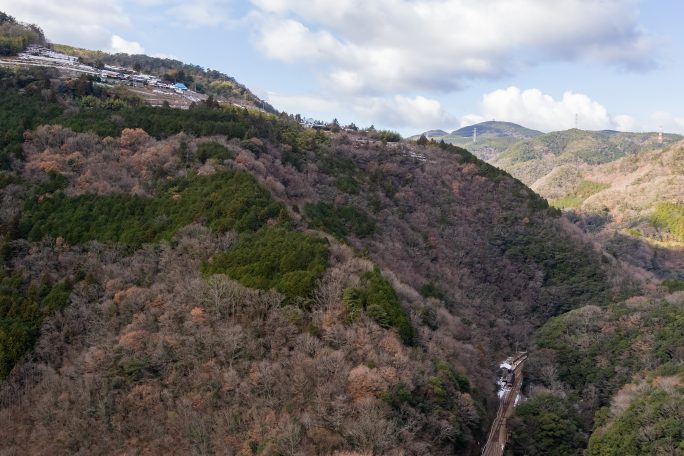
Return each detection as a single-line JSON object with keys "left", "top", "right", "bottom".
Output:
{"left": 415, "top": 120, "right": 684, "bottom": 278}
{"left": 452, "top": 120, "right": 543, "bottom": 139}
{"left": 411, "top": 121, "right": 544, "bottom": 160}
{"left": 413, "top": 121, "right": 682, "bottom": 181}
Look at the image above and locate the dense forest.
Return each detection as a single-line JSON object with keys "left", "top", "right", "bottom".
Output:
{"left": 0, "top": 50, "right": 681, "bottom": 455}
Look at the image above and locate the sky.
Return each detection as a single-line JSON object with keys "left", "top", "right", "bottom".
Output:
{"left": 1, "top": 0, "right": 683, "bottom": 136}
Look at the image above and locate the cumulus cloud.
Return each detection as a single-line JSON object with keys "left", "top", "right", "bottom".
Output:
{"left": 267, "top": 92, "right": 341, "bottom": 115}
{"left": 613, "top": 114, "right": 638, "bottom": 132}
{"left": 167, "top": 0, "right": 235, "bottom": 28}
{"left": 0, "top": 0, "right": 131, "bottom": 51}
{"left": 462, "top": 87, "right": 636, "bottom": 132}
{"left": 111, "top": 35, "right": 145, "bottom": 54}
{"left": 267, "top": 91, "right": 453, "bottom": 131}
{"left": 650, "top": 112, "right": 684, "bottom": 134}
{"left": 253, "top": 17, "right": 344, "bottom": 63}
{"left": 353, "top": 95, "right": 455, "bottom": 130}
{"left": 248, "top": 0, "right": 653, "bottom": 95}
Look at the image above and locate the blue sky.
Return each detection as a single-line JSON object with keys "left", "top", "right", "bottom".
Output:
{"left": 2, "top": 0, "right": 683, "bottom": 135}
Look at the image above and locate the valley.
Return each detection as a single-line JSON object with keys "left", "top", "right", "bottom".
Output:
{"left": 417, "top": 122, "right": 684, "bottom": 279}
{"left": 482, "top": 353, "right": 527, "bottom": 456}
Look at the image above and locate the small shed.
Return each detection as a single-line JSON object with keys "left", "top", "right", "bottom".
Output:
{"left": 174, "top": 82, "right": 188, "bottom": 91}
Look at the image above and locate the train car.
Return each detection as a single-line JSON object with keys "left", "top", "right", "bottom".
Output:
{"left": 496, "top": 368, "right": 515, "bottom": 386}
{"left": 496, "top": 352, "right": 527, "bottom": 396}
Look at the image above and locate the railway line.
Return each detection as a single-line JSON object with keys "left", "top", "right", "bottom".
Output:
{"left": 481, "top": 353, "right": 527, "bottom": 456}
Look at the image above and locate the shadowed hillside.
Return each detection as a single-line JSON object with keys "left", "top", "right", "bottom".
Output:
{"left": 526, "top": 139, "right": 684, "bottom": 281}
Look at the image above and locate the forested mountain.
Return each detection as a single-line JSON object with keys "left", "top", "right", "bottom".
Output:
{"left": 0, "top": 18, "right": 682, "bottom": 455}
{"left": 0, "top": 63, "right": 630, "bottom": 454}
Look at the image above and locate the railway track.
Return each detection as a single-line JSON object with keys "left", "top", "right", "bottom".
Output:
{"left": 481, "top": 354, "right": 526, "bottom": 456}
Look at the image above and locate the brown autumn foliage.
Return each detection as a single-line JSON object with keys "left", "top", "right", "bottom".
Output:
{"left": 22, "top": 125, "right": 240, "bottom": 196}
{"left": 0, "top": 227, "right": 485, "bottom": 455}
{"left": 0, "top": 125, "right": 641, "bottom": 454}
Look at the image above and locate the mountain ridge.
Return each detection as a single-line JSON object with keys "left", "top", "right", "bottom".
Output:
{"left": 451, "top": 120, "right": 543, "bottom": 138}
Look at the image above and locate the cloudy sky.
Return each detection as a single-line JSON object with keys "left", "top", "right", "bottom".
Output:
{"left": 1, "top": 0, "right": 683, "bottom": 135}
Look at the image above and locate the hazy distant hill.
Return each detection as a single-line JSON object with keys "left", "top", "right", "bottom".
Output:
{"left": 451, "top": 120, "right": 543, "bottom": 139}
{"left": 416, "top": 121, "right": 683, "bottom": 186}
{"left": 421, "top": 129, "right": 449, "bottom": 138}
{"left": 412, "top": 121, "right": 543, "bottom": 161}
{"left": 487, "top": 134, "right": 684, "bottom": 283}
{"left": 533, "top": 139, "right": 684, "bottom": 205}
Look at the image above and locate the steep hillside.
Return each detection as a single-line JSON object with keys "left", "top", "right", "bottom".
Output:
{"left": 500, "top": 141, "right": 684, "bottom": 455}
{"left": 587, "top": 364, "right": 684, "bottom": 455}
{"left": 534, "top": 139, "right": 684, "bottom": 215}
{"left": 528, "top": 140, "right": 684, "bottom": 279}
{"left": 402, "top": 122, "right": 684, "bottom": 277}
{"left": 414, "top": 122, "right": 682, "bottom": 194}
{"left": 508, "top": 291, "right": 684, "bottom": 455}
{"left": 0, "top": 62, "right": 630, "bottom": 455}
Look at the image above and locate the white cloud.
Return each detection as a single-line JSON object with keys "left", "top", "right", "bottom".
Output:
{"left": 267, "top": 92, "right": 341, "bottom": 115}
{"left": 253, "top": 16, "right": 344, "bottom": 63}
{"left": 613, "top": 114, "right": 637, "bottom": 132}
{"left": 248, "top": 0, "right": 653, "bottom": 95}
{"left": 0, "top": 0, "right": 131, "bottom": 51}
{"left": 267, "top": 91, "right": 454, "bottom": 131}
{"left": 111, "top": 35, "right": 145, "bottom": 54}
{"left": 650, "top": 112, "right": 684, "bottom": 134}
{"left": 354, "top": 95, "right": 455, "bottom": 130}
{"left": 168, "top": 1, "right": 233, "bottom": 27}
{"left": 134, "top": 0, "right": 236, "bottom": 28}
{"left": 462, "top": 86, "right": 634, "bottom": 132}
